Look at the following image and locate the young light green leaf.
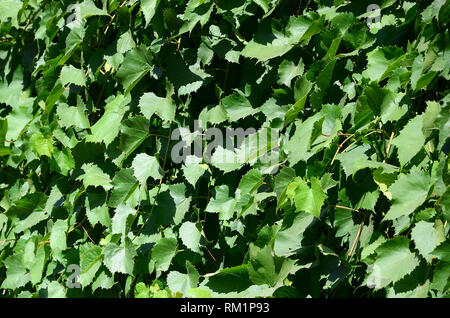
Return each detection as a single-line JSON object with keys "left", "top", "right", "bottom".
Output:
{"left": 103, "top": 238, "right": 136, "bottom": 275}
{"left": 139, "top": 92, "right": 176, "bottom": 122}
{"left": 131, "top": 153, "right": 163, "bottom": 183}
{"left": 205, "top": 185, "right": 236, "bottom": 220}
{"left": 50, "top": 219, "right": 68, "bottom": 253}
{"left": 60, "top": 65, "right": 86, "bottom": 87}
{"left": 77, "top": 163, "right": 113, "bottom": 191}
{"left": 86, "top": 94, "right": 131, "bottom": 146}
{"left": 179, "top": 222, "right": 202, "bottom": 253}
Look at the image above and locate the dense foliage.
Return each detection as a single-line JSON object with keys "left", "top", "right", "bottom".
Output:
{"left": 0, "top": 0, "right": 449, "bottom": 298}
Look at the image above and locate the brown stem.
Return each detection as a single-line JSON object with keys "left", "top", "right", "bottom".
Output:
{"left": 81, "top": 224, "right": 95, "bottom": 244}
{"left": 204, "top": 246, "right": 216, "bottom": 262}
{"left": 348, "top": 212, "right": 367, "bottom": 259}
{"left": 328, "top": 133, "right": 355, "bottom": 171}
{"left": 329, "top": 205, "right": 363, "bottom": 214}
{"left": 383, "top": 131, "right": 394, "bottom": 163}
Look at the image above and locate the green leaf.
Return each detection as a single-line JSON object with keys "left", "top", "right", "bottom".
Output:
{"left": 60, "top": 65, "right": 86, "bottom": 87}
{"left": 364, "top": 237, "right": 420, "bottom": 289}
{"left": 238, "top": 169, "right": 263, "bottom": 195}
{"left": 131, "top": 153, "right": 163, "bottom": 183}
{"left": 166, "top": 52, "right": 212, "bottom": 96}
{"left": 116, "top": 47, "right": 153, "bottom": 94}
{"left": 50, "top": 219, "right": 68, "bottom": 253}
{"left": 278, "top": 58, "right": 304, "bottom": 87}
{"left": 109, "top": 168, "right": 139, "bottom": 208}
{"left": 85, "top": 192, "right": 111, "bottom": 227}
{"left": 80, "top": 245, "right": 102, "bottom": 287}
{"left": 362, "top": 46, "right": 405, "bottom": 82}
{"left": 1, "top": 254, "right": 31, "bottom": 289}
{"left": 0, "top": 0, "right": 22, "bottom": 28}
{"left": 50, "top": 148, "right": 75, "bottom": 176}
{"left": 116, "top": 116, "right": 150, "bottom": 165}
{"left": 134, "top": 282, "right": 151, "bottom": 298}
{"left": 103, "top": 238, "right": 137, "bottom": 275}
{"left": 57, "top": 104, "right": 90, "bottom": 129}
{"left": 181, "top": 0, "right": 214, "bottom": 33}
{"left": 92, "top": 268, "right": 115, "bottom": 292}
{"left": 337, "top": 144, "right": 398, "bottom": 177}
{"left": 151, "top": 238, "right": 178, "bottom": 273}
{"left": 117, "top": 31, "right": 135, "bottom": 54}
{"left": 179, "top": 222, "right": 202, "bottom": 253}
{"left": 210, "top": 146, "right": 241, "bottom": 173}
{"left": 30, "top": 244, "right": 47, "bottom": 285}
{"left": 247, "top": 243, "right": 296, "bottom": 287}
{"left": 61, "top": 25, "right": 85, "bottom": 66}
{"left": 111, "top": 204, "right": 137, "bottom": 236}
{"left": 167, "top": 261, "right": 200, "bottom": 296}
{"left": 383, "top": 169, "right": 430, "bottom": 221}
{"left": 141, "top": 0, "right": 161, "bottom": 26}
{"left": 30, "top": 131, "right": 54, "bottom": 158}
{"left": 5, "top": 193, "right": 48, "bottom": 233}
{"left": 284, "top": 76, "right": 313, "bottom": 127}
{"left": 86, "top": 94, "right": 131, "bottom": 146}
{"left": 221, "top": 91, "right": 258, "bottom": 122}
{"left": 432, "top": 241, "right": 450, "bottom": 263}
{"left": 411, "top": 221, "right": 445, "bottom": 261}
{"left": 284, "top": 112, "right": 323, "bottom": 165}
{"left": 274, "top": 211, "right": 316, "bottom": 256}
{"left": 287, "top": 177, "right": 327, "bottom": 218}
{"left": 5, "top": 106, "right": 32, "bottom": 141}
{"left": 431, "top": 261, "right": 450, "bottom": 292}
{"left": 391, "top": 114, "right": 425, "bottom": 166}
{"left": 205, "top": 185, "right": 236, "bottom": 220}
{"left": 77, "top": 163, "right": 113, "bottom": 191}
{"left": 37, "top": 280, "right": 66, "bottom": 298}
{"left": 50, "top": 147, "right": 76, "bottom": 176}
{"left": 182, "top": 157, "right": 207, "bottom": 187}
{"left": 360, "top": 82, "right": 406, "bottom": 123}
{"left": 153, "top": 184, "right": 192, "bottom": 226}
{"left": 79, "top": 0, "right": 108, "bottom": 20}
{"left": 139, "top": 92, "right": 176, "bottom": 122}
{"left": 242, "top": 15, "right": 323, "bottom": 61}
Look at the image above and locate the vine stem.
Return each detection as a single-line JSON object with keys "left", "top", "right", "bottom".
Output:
{"left": 341, "top": 130, "right": 384, "bottom": 154}
{"left": 348, "top": 212, "right": 367, "bottom": 260}
{"left": 68, "top": 216, "right": 88, "bottom": 233}
{"left": 204, "top": 246, "right": 216, "bottom": 262}
{"left": 328, "top": 133, "right": 355, "bottom": 171}
{"left": 81, "top": 224, "right": 95, "bottom": 244}
{"left": 329, "top": 204, "right": 364, "bottom": 214}
{"left": 383, "top": 131, "right": 394, "bottom": 163}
